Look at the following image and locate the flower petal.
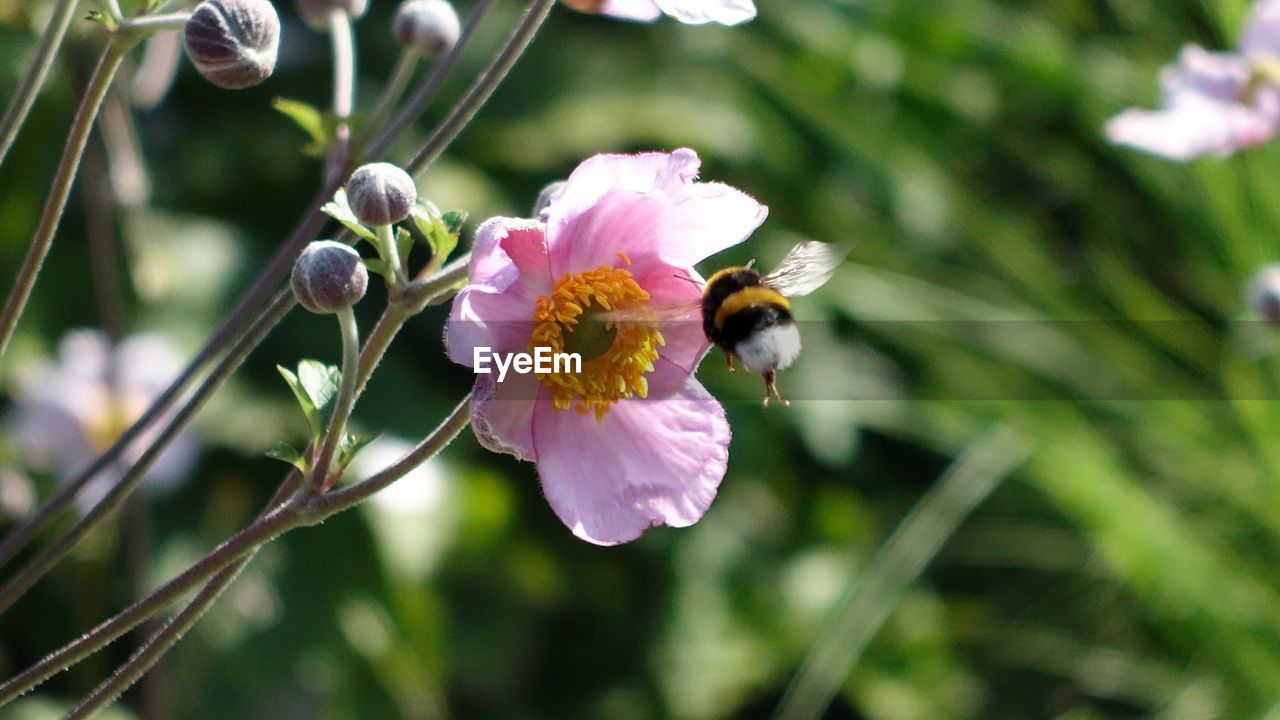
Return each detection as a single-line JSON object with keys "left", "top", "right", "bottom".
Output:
{"left": 546, "top": 150, "right": 766, "bottom": 275}
{"left": 545, "top": 148, "right": 701, "bottom": 233}
{"left": 445, "top": 219, "right": 551, "bottom": 366}
{"left": 599, "top": 0, "right": 663, "bottom": 22}
{"left": 471, "top": 372, "right": 540, "bottom": 461}
{"left": 632, "top": 264, "right": 711, "bottom": 375}
{"left": 1106, "top": 46, "right": 1280, "bottom": 160}
{"left": 465, "top": 217, "right": 551, "bottom": 294}
{"left": 531, "top": 367, "right": 730, "bottom": 545}
{"left": 653, "top": 0, "right": 755, "bottom": 25}
{"left": 1242, "top": 0, "right": 1280, "bottom": 58}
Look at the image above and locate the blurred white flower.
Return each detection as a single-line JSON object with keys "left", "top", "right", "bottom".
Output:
{"left": 5, "top": 329, "right": 199, "bottom": 510}
{"left": 1106, "top": 0, "right": 1280, "bottom": 159}
{"left": 354, "top": 437, "right": 458, "bottom": 582}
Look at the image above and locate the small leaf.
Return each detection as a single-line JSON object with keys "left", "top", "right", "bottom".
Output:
{"left": 364, "top": 258, "right": 390, "bottom": 278}
{"left": 408, "top": 200, "right": 463, "bottom": 273}
{"left": 266, "top": 442, "right": 309, "bottom": 472}
{"left": 442, "top": 210, "right": 468, "bottom": 237}
{"left": 337, "top": 432, "right": 379, "bottom": 474}
{"left": 297, "top": 359, "right": 342, "bottom": 416}
{"left": 396, "top": 227, "right": 415, "bottom": 268}
{"left": 321, "top": 189, "right": 378, "bottom": 242}
{"left": 278, "top": 364, "right": 322, "bottom": 436}
{"left": 273, "top": 97, "right": 334, "bottom": 157}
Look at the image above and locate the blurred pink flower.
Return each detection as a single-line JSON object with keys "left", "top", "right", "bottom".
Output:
{"left": 5, "top": 329, "right": 199, "bottom": 511}
{"left": 562, "top": 0, "right": 755, "bottom": 25}
{"left": 445, "top": 149, "right": 766, "bottom": 545}
{"left": 1106, "top": 0, "right": 1280, "bottom": 159}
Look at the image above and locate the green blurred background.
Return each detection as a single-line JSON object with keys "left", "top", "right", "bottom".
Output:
{"left": 4, "top": 0, "right": 1280, "bottom": 718}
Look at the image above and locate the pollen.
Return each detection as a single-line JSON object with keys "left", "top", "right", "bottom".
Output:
{"left": 530, "top": 265, "right": 661, "bottom": 420}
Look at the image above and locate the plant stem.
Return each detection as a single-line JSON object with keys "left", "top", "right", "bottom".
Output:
{"left": 403, "top": 252, "right": 470, "bottom": 309}
{"left": 364, "top": 0, "right": 496, "bottom": 162}
{"left": 0, "top": 0, "right": 80, "bottom": 171}
{"left": 117, "top": 12, "right": 193, "bottom": 37}
{"left": 405, "top": 0, "right": 557, "bottom": 174}
{"left": 65, "top": 555, "right": 253, "bottom": 719}
{"left": 310, "top": 307, "right": 361, "bottom": 492}
{"left": 0, "top": 392, "right": 468, "bottom": 703}
{"left": 310, "top": 393, "right": 472, "bottom": 514}
{"left": 376, "top": 223, "right": 407, "bottom": 286}
{"left": 0, "top": 474, "right": 302, "bottom": 707}
{"left": 101, "top": 0, "right": 125, "bottom": 23}
{"left": 0, "top": 289, "right": 293, "bottom": 616}
{"left": 360, "top": 51, "right": 419, "bottom": 146}
{"left": 0, "top": 41, "right": 129, "bottom": 364}
{"left": 325, "top": 7, "right": 356, "bottom": 186}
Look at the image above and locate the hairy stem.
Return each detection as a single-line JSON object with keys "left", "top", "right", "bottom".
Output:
{"left": 0, "top": 41, "right": 129, "bottom": 364}
{"left": 360, "top": 52, "right": 419, "bottom": 147}
{"left": 376, "top": 223, "right": 407, "bottom": 286}
{"left": 405, "top": 0, "right": 557, "bottom": 174}
{"left": 65, "top": 556, "right": 254, "bottom": 718}
{"left": 0, "top": 290, "right": 292, "bottom": 616}
{"left": 364, "top": 0, "right": 496, "bottom": 162}
{"left": 0, "top": 391, "right": 469, "bottom": 704}
{"left": 310, "top": 392, "right": 471, "bottom": 514}
{"left": 0, "top": 0, "right": 80, "bottom": 170}
{"left": 0, "top": 473, "right": 302, "bottom": 707}
{"left": 310, "top": 307, "right": 361, "bottom": 492}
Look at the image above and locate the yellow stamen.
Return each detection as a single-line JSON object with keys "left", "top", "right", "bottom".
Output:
{"left": 530, "top": 265, "right": 661, "bottom": 420}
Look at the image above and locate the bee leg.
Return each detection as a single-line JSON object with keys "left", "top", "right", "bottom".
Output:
{"left": 761, "top": 371, "right": 790, "bottom": 408}
{"left": 724, "top": 351, "right": 735, "bottom": 373}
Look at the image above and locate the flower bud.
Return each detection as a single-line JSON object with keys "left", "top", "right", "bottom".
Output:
{"left": 393, "top": 0, "right": 461, "bottom": 59}
{"left": 1248, "top": 264, "right": 1280, "bottom": 325}
{"left": 347, "top": 162, "right": 417, "bottom": 226}
{"left": 292, "top": 241, "right": 369, "bottom": 314}
{"left": 294, "top": 0, "right": 369, "bottom": 30}
{"left": 532, "top": 180, "right": 566, "bottom": 222}
{"left": 184, "top": 0, "right": 281, "bottom": 90}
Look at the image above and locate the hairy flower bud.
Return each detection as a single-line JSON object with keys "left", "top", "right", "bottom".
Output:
{"left": 184, "top": 0, "right": 281, "bottom": 90}
{"left": 292, "top": 241, "right": 369, "bottom": 314}
{"left": 294, "top": 0, "right": 369, "bottom": 30}
{"left": 347, "top": 162, "right": 417, "bottom": 226}
{"left": 393, "top": 0, "right": 461, "bottom": 59}
{"left": 1248, "top": 264, "right": 1280, "bottom": 325}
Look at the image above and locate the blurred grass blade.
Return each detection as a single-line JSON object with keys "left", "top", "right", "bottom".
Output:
{"left": 773, "top": 426, "right": 1031, "bottom": 720}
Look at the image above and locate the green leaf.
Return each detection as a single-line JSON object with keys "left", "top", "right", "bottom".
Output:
{"left": 273, "top": 97, "right": 333, "bottom": 157}
{"left": 321, "top": 189, "right": 378, "bottom": 242}
{"left": 337, "top": 432, "right": 379, "bottom": 474}
{"left": 442, "top": 210, "right": 468, "bottom": 237}
{"left": 408, "top": 200, "right": 464, "bottom": 273}
{"left": 395, "top": 227, "right": 414, "bottom": 268}
{"left": 363, "top": 258, "right": 390, "bottom": 278}
{"left": 297, "top": 359, "right": 342, "bottom": 416}
{"left": 277, "top": 364, "right": 322, "bottom": 437}
{"left": 265, "top": 442, "right": 309, "bottom": 472}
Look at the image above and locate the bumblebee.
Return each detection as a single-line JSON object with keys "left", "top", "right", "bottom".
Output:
{"left": 699, "top": 241, "right": 850, "bottom": 406}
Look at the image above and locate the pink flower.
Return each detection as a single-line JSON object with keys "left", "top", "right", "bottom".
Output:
{"left": 1106, "top": 0, "right": 1280, "bottom": 160}
{"left": 561, "top": 0, "right": 755, "bottom": 25}
{"left": 445, "top": 149, "right": 766, "bottom": 545}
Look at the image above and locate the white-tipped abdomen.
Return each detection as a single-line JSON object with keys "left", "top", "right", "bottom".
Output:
{"left": 735, "top": 323, "right": 801, "bottom": 373}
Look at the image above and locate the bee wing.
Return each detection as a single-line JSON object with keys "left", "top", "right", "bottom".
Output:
{"left": 761, "top": 241, "right": 852, "bottom": 297}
